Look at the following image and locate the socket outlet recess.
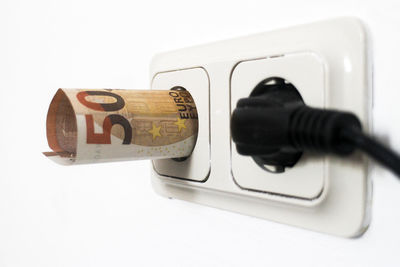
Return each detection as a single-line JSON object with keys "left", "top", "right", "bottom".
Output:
{"left": 150, "top": 17, "right": 372, "bottom": 237}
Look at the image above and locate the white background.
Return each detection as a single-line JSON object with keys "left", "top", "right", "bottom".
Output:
{"left": 1, "top": 0, "right": 400, "bottom": 266}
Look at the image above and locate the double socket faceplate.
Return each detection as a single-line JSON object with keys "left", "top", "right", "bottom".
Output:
{"left": 150, "top": 18, "right": 372, "bottom": 237}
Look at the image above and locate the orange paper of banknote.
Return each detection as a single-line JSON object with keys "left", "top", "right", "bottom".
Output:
{"left": 44, "top": 88, "right": 198, "bottom": 165}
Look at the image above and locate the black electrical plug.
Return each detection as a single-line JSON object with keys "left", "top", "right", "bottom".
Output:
{"left": 231, "top": 77, "right": 400, "bottom": 177}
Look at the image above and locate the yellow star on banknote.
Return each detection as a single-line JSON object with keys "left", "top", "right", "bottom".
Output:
{"left": 148, "top": 123, "right": 161, "bottom": 139}
{"left": 174, "top": 117, "right": 186, "bottom": 132}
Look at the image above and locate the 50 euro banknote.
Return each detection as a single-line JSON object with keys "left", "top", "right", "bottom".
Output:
{"left": 43, "top": 88, "right": 198, "bottom": 165}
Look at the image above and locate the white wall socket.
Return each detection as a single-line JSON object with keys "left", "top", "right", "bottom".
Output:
{"left": 150, "top": 17, "right": 372, "bottom": 237}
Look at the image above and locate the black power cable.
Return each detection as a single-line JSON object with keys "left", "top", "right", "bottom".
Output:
{"left": 231, "top": 77, "right": 400, "bottom": 178}
{"left": 340, "top": 128, "right": 400, "bottom": 177}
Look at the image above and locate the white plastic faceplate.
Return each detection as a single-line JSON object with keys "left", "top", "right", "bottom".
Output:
{"left": 149, "top": 18, "right": 372, "bottom": 237}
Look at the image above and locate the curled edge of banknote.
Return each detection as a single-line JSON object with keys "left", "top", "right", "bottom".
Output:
{"left": 44, "top": 89, "right": 79, "bottom": 165}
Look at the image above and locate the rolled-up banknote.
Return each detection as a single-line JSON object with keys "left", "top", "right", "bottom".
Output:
{"left": 44, "top": 88, "right": 198, "bottom": 165}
